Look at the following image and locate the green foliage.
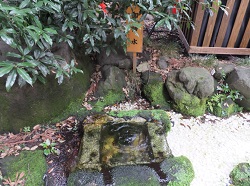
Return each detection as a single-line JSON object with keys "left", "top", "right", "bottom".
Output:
{"left": 0, "top": 0, "right": 224, "bottom": 91}
{"left": 207, "top": 77, "right": 243, "bottom": 116}
{"left": 40, "top": 139, "right": 59, "bottom": 156}
{"left": 23, "top": 126, "right": 31, "bottom": 133}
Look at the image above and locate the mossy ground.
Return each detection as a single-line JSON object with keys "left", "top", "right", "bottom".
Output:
{"left": 0, "top": 150, "right": 46, "bottom": 186}
{"left": 91, "top": 91, "right": 125, "bottom": 112}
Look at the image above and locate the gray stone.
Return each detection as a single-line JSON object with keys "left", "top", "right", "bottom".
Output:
{"left": 179, "top": 67, "right": 214, "bottom": 98}
{"left": 67, "top": 171, "right": 105, "bottom": 186}
{"left": 226, "top": 66, "right": 250, "bottom": 110}
{"left": 94, "top": 65, "right": 126, "bottom": 97}
{"left": 136, "top": 62, "right": 150, "bottom": 72}
{"left": 166, "top": 70, "right": 207, "bottom": 116}
{"left": 157, "top": 56, "right": 169, "bottom": 70}
{"left": 111, "top": 165, "right": 160, "bottom": 186}
{"left": 97, "top": 48, "right": 132, "bottom": 70}
{"left": 214, "top": 63, "right": 236, "bottom": 80}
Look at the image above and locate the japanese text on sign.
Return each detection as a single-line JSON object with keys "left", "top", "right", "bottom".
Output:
{"left": 126, "top": 5, "right": 143, "bottom": 53}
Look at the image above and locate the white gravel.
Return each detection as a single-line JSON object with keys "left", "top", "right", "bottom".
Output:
{"left": 166, "top": 111, "right": 250, "bottom": 186}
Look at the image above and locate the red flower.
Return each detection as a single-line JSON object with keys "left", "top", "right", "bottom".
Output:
{"left": 99, "top": 2, "right": 107, "bottom": 14}
{"left": 172, "top": 4, "right": 177, "bottom": 14}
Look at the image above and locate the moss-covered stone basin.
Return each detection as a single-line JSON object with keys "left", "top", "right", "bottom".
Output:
{"left": 77, "top": 112, "right": 172, "bottom": 170}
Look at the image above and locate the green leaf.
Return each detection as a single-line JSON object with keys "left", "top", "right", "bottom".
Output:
{"left": 7, "top": 52, "right": 22, "bottom": 59}
{"left": 17, "top": 62, "right": 37, "bottom": 68}
{"left": 37, "top": 75, "right": 46, "bottom": 84}
{"left": 1, "top": 35, "right": 16, "bottom": 48}
{"left": 18, "top": 76, "right": 26, "bottom": 87}
{"left": 6, "top": 69, "right": 17, "bottom": 92}
{"left": 44, "top": 28, "right": 57, "bottom": 34}
{"left": 0, "top": 65, "right": 14, "bottom": 77}
{"left": 34, "top": 16, "right": 43, "bottom": 29}
{"left": 17, "top": 68, "right": 33, "bottom": 85}
{"left": 26, "top": 29, "right": 40, "bottom": 43}
{"left": 23, "top": 48, "right": 31, "bottom": 55}
{"left": 19, "top": 0, "right": 30, "bottom": 9}
{"left": 42, "top": 33, "right": 53, "bottom": 46}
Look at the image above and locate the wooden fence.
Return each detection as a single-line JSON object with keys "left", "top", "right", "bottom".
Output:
{"left": 178, "top": 0, "right": 250, "bottom": 55}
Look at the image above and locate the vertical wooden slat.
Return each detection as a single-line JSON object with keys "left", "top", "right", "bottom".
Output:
{"left": 202, "top": 0, "right": 219, "bottom": 47}
{"left": 240, "top": 19, "right": 250, "bottom": 48}
{"left": 227, "top": 0, "right": 249, "bottom": 47}
{"left": 190, "top": 0, "right": 204, "bottom": 46}
{"left": 215, "top": 0, "right": 234, "bottom": 47}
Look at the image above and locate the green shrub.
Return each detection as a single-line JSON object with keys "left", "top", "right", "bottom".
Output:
{"left": 0, "top": 0, "right": 224, "bottom": 91}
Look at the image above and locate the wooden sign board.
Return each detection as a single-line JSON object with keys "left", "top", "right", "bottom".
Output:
{"left": 126, "top": 5, "right": 143, "bottom": 53}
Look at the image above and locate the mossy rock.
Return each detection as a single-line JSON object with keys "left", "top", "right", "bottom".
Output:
{"left": 142, "top": 71, "right": 171, "bottom": 110}
{"left": 108, "top": 110, "right": 171, "bottom": 133}
{"left": 0, "top": 150, "right": 46, "bottom": 186}
{"left": 111, "top": 165, "right": 161, "bottom": 186}
{"left": 0, "top": 57, "right": 94, "bottom": 133}
{"left": 230, "top": 163, "right": 250, "bottom": 186}
{"left": 67, "top": 170, "right": 105, "bottom": 186}
{"left": 160, "top": 156, "right": 195, "bottom": 186}
{"left": 173, "top": 91, "right": 207, "bottom": 117}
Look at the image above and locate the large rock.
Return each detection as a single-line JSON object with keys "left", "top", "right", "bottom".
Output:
{"left": 178, "top": 67, "right": 214, "bottom": 99}
{"left": 67, "top": 171, "right": 105, "bottom": 186}
{"left": 0, "top": 44, "right": 94, "bottom": 133}
{"left": 226, "top": 66, "right": 250, "bottom": 110}
{"left": 160, "top": 156, "right": 195, "bottom": 186}
{"left": 142, "top": 71, "right": 171, "bottom": 109}
{"left": 214, "top": 63, "right": 236, "bottom": 80}
{"left": 166, "top": 67, "right": 214, "bottom": 116}
{"left": 91, "top": 65, "right": 126, "bottom": 111}
{"left": 97, "top": 48, "right": 132, "bottom": 70}
{"left": 111, "top": 165, "right": 161, "bottom": 186}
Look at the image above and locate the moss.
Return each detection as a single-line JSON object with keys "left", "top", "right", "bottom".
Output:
{"left": 160, "top": 156, "right": 195, "bottom": 186}
{"left": 174, "top": 91, "right": 207, "bottom": 117}
{"left": 108, "top": 110, "right": 171, "bottom": 133}
{"left": 143, "top": 82, "right": 170, "bottom": 110}
{"left": 0, "top": 150, "right": 46, "bottom": 186}
{"left": 91, "top": 91, "right": 125, "bottom": 112}
{"left": 230, "top": 163, "right": 250, "bottom": 186}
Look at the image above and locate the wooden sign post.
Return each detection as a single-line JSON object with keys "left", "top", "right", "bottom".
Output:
{"left": 126, "top": 5, "right": 143, "bottom": 73}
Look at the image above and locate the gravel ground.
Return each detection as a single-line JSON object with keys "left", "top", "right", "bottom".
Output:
{"left": 167, "top": 111, "right": 250, "bottom": 186}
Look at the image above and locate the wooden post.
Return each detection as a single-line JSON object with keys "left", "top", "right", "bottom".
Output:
{"left": 133, "top": 52, "right": 137, "bottom": 74}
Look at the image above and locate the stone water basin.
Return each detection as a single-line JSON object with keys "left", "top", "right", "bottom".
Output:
{"left": 77, "top": 114, "right": 171, "bottom": 170}
{"left": 68, "top": 111, "right": 194, "bottom": 186}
